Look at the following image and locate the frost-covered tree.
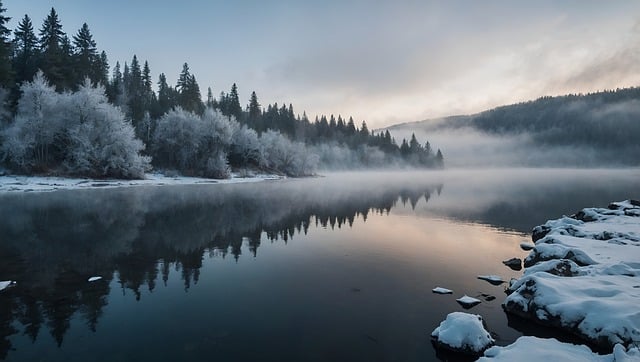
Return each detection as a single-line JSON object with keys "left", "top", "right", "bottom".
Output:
{"left": 1, "top": 71, "right": 66, "bottom": 171}
{"left": 64, "top": 79, "right": 151, "bottom": 178}
{"left": 1, "top": 73, "right": 150, "bottom": 178}
{"left": 259, "top": 130, "right": 318, "bottom": 176}
{"left": 151, "top": 107, "right": 201, "bottom": 171}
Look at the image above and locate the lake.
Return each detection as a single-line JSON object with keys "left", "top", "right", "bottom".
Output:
{"left": 0, "top": 168, "right": 638, "bottom": 361}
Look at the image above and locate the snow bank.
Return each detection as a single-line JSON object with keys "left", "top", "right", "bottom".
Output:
{"left": 0, "top": 172, "right": 283, "bottom": 193}
{"left": 504, "top": 200, "right": 640, "bottom": 350}
{"left": 478, "top": 336, "right": 640, "bottom": 361}
{"left": 431, "top": 312, "right": 494, "bottom": 355}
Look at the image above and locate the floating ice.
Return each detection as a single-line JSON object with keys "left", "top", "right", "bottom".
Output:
{"left": 88, "top": 276, "right": 102, "bottom": 282}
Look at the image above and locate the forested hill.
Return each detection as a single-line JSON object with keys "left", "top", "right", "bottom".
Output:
{"left": 394, "top": 88, "right": 640, "bottom": 148}
{"left": 387, "top": 88, "right": 640, "bottom": 166}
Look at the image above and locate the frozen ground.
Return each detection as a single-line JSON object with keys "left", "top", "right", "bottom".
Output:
{"left": 504, "top": 200, "right": 640, "bottom": 350}
{"left": 0, "top": 172, "right": 283, "bottom": 193}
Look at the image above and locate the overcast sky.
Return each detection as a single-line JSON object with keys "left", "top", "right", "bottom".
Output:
{"left": 5, "top": 0, "right": 640, "bottom": 128}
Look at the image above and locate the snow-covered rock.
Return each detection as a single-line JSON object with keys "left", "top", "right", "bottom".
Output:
{"left": 504, "top": 200, "right": 640, "bottom": 350}
{"left": 432, "top": 287, "right": 453, "bottom": 294}
{"left": 431, "top": 312, "right": 494, "bottom": 355}
{"left": 0, "top": 280, "right": 15, "bottom": 291}
{"left": 478, "top": 275, "right": 505, "bottom": 285}
{"left": 456, "top": 295, "right": 481, "bottom": 308}
{"left": 520, "top": 242, "right": 535, "bottom": 251}
{"left": 478, "top": 336, "right": 640, "bottom": 361}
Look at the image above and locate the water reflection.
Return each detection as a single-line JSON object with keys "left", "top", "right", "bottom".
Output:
{"left": 0, "top": 178, "right": 441, "bottom": 357}
{"left": 0, "top": 169, "right": 638, "bottom": 361}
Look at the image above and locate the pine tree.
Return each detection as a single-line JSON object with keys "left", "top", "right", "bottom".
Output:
{"left": 94, "top": 50, "right": 109, "bottom": 86}
{"left": 13, "top": 14, "right": 39, "bottom": 84}
{"left": 72, "top": 23, "right": 97, "bottom": 84}
{"left": 248, "top": 91, "right": 260, "bottom": 121}
{"left": 156, "top": 72, "right": 176, "bottom": 117}
{"left": 38, "top": 8, "right": 66, "bottom": 90}
{"left": 206, "top": 87, "right": 214, "bottom": 108}
{"left": 227, "top": 83, "right": 242, "bottom": 121}
{"left": 0, "top": 0, "right": 12, "bottom": 89}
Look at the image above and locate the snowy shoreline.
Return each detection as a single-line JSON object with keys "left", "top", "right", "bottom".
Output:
{"left": 433, "top": 200, "right": 640, "bottom": 360}
{"left": 0, "top": 172, "right": 284, "bottom": 193}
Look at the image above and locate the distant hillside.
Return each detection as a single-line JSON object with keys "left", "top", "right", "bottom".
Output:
{"left": 387, "top": 88, "right": 640, "bottom": 166}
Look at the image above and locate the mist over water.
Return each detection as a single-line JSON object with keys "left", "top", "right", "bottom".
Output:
{"left": 0, "top": 169, "right": 638, "bottom": 361}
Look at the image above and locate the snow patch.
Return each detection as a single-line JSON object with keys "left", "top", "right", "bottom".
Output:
{"left": 88, "top": 276, "right": 102, "bottom": 282}
{"left": 0, "top": 172, "right": 283, "bottom": 193}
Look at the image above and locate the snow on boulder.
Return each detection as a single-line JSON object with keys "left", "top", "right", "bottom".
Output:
{"left": 478, "top": 336, "right": 640, "bottom": 361}
{"left": 520, "top": 242, "right": 535, "bottom": 251}
{"left": 477, "top": 275, "right": 505, "bottom": 285}
{"left": 432, "top": 287, "right": 453, "bottom": 294}
{"left": 431, "top": 312, "right": 494, "bottom": 355}
{"left": 0, "top": 281, "right": 15, "bottom": 291}
{"left": 502, "top": 257, "right": 522, "bottom": 270}
{"left": 456, "top": 295, "right": 481, "bottom": 309}
{"left": 505, "top": 200, "right": 640, "bottom": 350}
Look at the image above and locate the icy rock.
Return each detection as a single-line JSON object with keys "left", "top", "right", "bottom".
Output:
{"left": 478, "top": 336, "right": 640, "bottom": 361}
{"left": 88, "top": 276, "right": 102, "bottom": 282}
{"left": 456, "top": 295, "right": 481, "bottom": 309}
{"left": 502, "top": 257, "right": 522, "bottom": 270}
{"left": 432, "top": 287, "right": 453, "bottom": 294}
{"left": 431, "top": 312, "right": 494, "bottom": 355}
{"left": 478, "top": 275, "right": 505, "bottom": 285}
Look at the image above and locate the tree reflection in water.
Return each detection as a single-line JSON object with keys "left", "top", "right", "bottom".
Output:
{"left": 0, "top": 179, "right": 442, "bottom": 357}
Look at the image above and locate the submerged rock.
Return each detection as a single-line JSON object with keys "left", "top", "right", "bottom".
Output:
{"left": 504, "top": 200, "right": 640, "bottom": 351}
{"left": 431, "top": 312, "right": 495, "bottom": 356}
{"left": 519, "top": 242, "right": 535, "bottom": 251}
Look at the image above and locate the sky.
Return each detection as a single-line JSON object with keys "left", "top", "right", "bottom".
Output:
{"left": 4, "top": 0, "right": 640, "bottom": 128}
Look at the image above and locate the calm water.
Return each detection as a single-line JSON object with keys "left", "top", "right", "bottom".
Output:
{"left": 0, "top": 169, "right": 638, "bottom": 362}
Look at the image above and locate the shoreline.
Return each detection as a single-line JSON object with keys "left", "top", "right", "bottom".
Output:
{"left": 0, "top": 172, "right": 284, "bottom": 193}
